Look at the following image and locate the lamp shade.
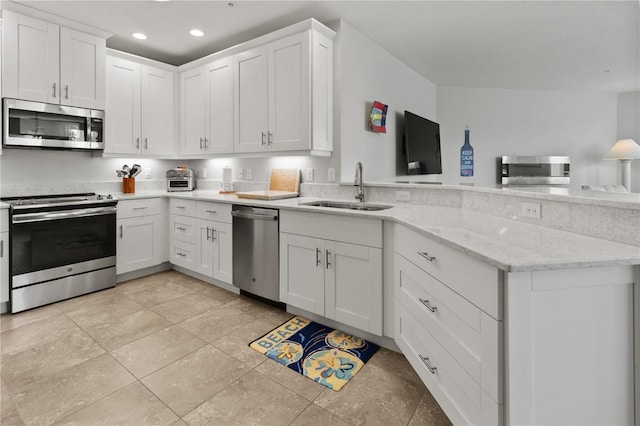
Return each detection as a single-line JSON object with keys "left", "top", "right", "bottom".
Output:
{"left": 604, "top": 139, "right": 640, "bottom": 160}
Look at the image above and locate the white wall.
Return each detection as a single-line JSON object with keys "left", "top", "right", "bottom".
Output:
{"left": 436, "top": 86, "right": 619, "bottom": 189}
{"left": 617, "top": 91, "right": 640, "bottom": 192}
{"left": 336, "top": 21, "right": 437, "bottom": 183}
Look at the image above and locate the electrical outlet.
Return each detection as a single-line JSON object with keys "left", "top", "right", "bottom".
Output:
{"left": 200, "top": 168, "right": 207, "bottom": 179}
{"left": 396, "top": 191, "right": 411, "bottom": 202}
{"left": 306, "top": 168, "right": 314, "bottom": 182}
{"left": 145, "top": 167, "right": 152, "bottom": 179}
{"left": 238, "top": 169, "right": 243, "bottom": 179}
{"left": 245, "top": 168, "right": 252, "bottom": 180}
{"left": 521, "top": 202, "right": 541, "bottom": 219}
{"left": 328, "top": 168, "right": 336, "bottom": 182}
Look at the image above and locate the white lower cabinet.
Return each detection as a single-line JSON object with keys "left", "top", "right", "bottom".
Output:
{"left": 280, "top": 211, "right": 383, "bottom": 335}
{"left": 116, "top": 198, "right": 167, "bottom": 275}
{"left": 1, "top": 209, "right": 9, "bottom": 308}
{"left": 169, "top": 199, "right": 232, "bottom": 284}
{"left": 394, "top": 224, "right": 502, "bottom": 425}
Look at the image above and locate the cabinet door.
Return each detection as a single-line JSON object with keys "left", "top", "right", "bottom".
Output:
{"left": 197, "top": 220, "right": 214, "bottom": 278}
{"left": 116, "top": 216, "right": 162, "bottom": 274}
{"left": 3, "top": 11, "right": 60, "bottom": 103}
{"left": 105, "top": 55, "right": 141, "bottom": 155}
{"left": 268, "top": 32, "right": 310, "bottom": 152}
{"left": 234, "top": 46, "right": 268, "bottom": 153}
{"left": 142, "top": 65, "right": 175, "bottom": 155}
{"left": 206, "top": 57, "right": 235, "bottom": 154}
{"left": 0, "top": 232, "right": 8, "bottom": 305}
{"left": 60, "top": 27, "right": 105, "bottom": 109}
{"left": 181, "top": 67, "right": 207, "bottom": 155}
{"left": 279, "top": 233, "right": 324, "bottom": 315}
{"left": 325, "top": 241, "right": 383, "bottom": 335}
{"left": 212, "top": 221, "right": 232, "bottom": 284}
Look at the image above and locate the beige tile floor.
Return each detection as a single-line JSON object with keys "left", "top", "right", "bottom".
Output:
{"left": 0, "top": 270, "right": 452, "bottom": 426}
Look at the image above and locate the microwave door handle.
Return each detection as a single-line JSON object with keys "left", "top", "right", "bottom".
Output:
{"left": 12, "top": 207, "right": 117, "bottom": 224}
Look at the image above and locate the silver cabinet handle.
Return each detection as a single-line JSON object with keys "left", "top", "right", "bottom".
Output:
{"left": 316, "top": 248, "right": 321, "bottom": 267}
{"left": 144, "top": 138, "right": 148, "bottom": 149}
{"left": 175, "top": 206, "right": 186, "bottom": 209}
{"left": 418, "top": 251, "right": 436, "bottom": 262}
{"left": 65, "top": 84, "right": 69, "bottom": 99}
{"left": 1, "top": 240, "right": 4, "bottom": 258}
{"left": 212, "top": 228, "right": 217, "bottom": 242}
{"left": 119, "top": 225, "right": 123, "bottom": 239}
{"left": 199, "top": 138, "right": 204, "bottom": 149}
{"left": 204, "top": 137, "right": 208, "bottom": 148}
{"left": 176, "top": 252, "right": 186, "bottom": 257}
{"left": 176, "top": 226, "right": 186, "bottom": 231}
{"left": 136, "top": 137, "right": 140, "bottom": 149}
{"left": 325, "top": 250, "right": 331, "bottom": 269}
{"left": 261, "top": 131, "right": 266, "bottom": 146}
{"left": 133, "top": 207, "right": 147, "bottom": 210}
{"left": 268, "top": 131, "right": 273, "bottom": 145}
{"left": 419, "top": 355, "right": 437, "bottom": 374}
{"left": 419, "top": 298, "right": 437, "bottom": 313}
{"left": 205, "top": 210, "right": 217, "bottom": 214}
{"left": 206, "top": 227, "right": 211, "bottom": 241}
{"left": 52, "top": 82, "right": 57, "bottom": 98}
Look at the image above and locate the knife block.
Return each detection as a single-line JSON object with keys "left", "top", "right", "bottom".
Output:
{"left": 122, "top": 177, "right": 135, "bottom": 194}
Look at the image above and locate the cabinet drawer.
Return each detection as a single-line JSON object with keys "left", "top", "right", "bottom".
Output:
{"left": 169, "top": 240, "right": 197, "bottom": 270}
{"left": 395, "top": 225, "right": 501, "bottom": 319}
{"left": 196, "top": 201, "right": 231, "bottom": 223}
{"left": 1, "top": 209, "right": 8, "bottom": 232}
{"left": 169, "top": 198, "right": 196, "bottom": 216}
{"left": 281, "top": 210, "right": 382, "bottom": 248}
{"left": 397, "top": 308, "right": 502, "bottom": 426}
{"left": 397, "top": 254, "right": 502, "bottom": 403}
{"left": 117, "top": 198, "right": 161, "bottom": 219}
{"left": 170, "top": 214, "right": 196, "bottom": 243}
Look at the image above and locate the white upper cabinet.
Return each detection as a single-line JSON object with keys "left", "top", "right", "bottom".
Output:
{"left": 180, "top": 58, "right": 235, "bottom": 156}
{"left": 2, "top": 10, "right": 105, "bottom": 109}
{"left": 105, "top": 52, "right": 176, "bottom": 156}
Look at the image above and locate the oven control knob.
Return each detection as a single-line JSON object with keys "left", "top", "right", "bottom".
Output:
{"left": 107, "top": 194, "right": 113, "bottom": 199}
{"left": 97, "top": 194, "right": 104, "bottom": 200}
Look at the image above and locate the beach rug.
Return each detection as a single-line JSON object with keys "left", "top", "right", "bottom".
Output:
{"left": 249, "top": 316, "right": 379, "bottom": 391}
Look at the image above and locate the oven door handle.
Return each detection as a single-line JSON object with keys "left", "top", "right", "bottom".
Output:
{"left": 12, "top": 206, "right": 117, "bottom": 224}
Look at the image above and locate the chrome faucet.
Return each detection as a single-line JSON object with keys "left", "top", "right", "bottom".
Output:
{"left": 354, "top": 162, "right": 365, "bottom": 202}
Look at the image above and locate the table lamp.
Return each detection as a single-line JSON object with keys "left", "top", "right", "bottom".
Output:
{"left": 604, "top": 139, "right": 640, "bottom": 192}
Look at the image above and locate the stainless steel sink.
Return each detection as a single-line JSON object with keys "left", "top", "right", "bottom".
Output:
{"left": 301, "top": 200, "right": 392, "bottom": 211}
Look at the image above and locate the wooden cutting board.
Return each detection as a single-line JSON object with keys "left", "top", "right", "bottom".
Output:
{"left": 235, "top": 169, "right": 300, "bottom": 200}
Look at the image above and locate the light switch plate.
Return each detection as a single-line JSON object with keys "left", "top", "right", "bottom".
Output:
{"left": 200, "top": 168, "right": 207, "bottom": 179}
{"left": 246, "top": 168, "right": 252, "bottom": 180}
{"left": 238, "top": 169, "right": 243, "bottom": 179}
{"left": 328, "top": 168, "right": 336, "bottom": 182}
{"left": 306, "top": 168, "right": 314, "bottom": 182}
{"left": 145, "top": 168, "right": 152, "bottom": 179}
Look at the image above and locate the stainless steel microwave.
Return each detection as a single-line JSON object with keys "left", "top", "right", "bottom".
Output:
{"left": 2, "top": 98, "right": 104, "bottom": 150}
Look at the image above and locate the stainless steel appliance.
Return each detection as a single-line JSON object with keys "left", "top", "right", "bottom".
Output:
{"left": 231, "top": 205, "right": 279, "bottom": 302}
{"left": 2, "top": 193, "right": 117, "bottom": 313}
{"left": 500, "top": 155, "right": 570, "bottom": 185}
{"left": 166, "top": 168, "right": 195, "bottom": 192}
{"left": 3, "top": 98, "right": 104, "bottom": 150}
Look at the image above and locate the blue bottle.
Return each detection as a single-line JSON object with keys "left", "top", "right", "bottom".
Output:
{"left": 460, "top": 126, "right": 474, "bottom": 177}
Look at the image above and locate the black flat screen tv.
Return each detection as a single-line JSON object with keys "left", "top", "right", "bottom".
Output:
{"left": 402, "top": 111, "right": 442, "bottom": 175}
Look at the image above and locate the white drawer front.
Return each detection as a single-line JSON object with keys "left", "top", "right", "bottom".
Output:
{"left": 170, "top": 240, "right": 196, "bottom": 270}
{"left": 397, "top": 308, "right": 502, "bottom": 426}
{"left": 395, "top": 225, "right": 501, "bottom": 320}
{"left": 169, "top": 198, "right": 196, "bottom": 216}
{"left": 117, "top": 198, "right": 161, "bottom": 219}
{"left": 196, "top": 201, "right": 232, "bottom": 223}
{"left": 170, "top": 214, "right": 196, "bottom": 243}
{"left": 397, "top": 254, "right": 502, "bottom": 403}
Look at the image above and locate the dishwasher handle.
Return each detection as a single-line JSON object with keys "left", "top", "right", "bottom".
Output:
{"left": 231, "top": 210, "right": 278, "bottom": 221}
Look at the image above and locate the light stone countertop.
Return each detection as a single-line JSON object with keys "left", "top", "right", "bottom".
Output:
{"left": 116, "top": 190, "right": 640, "bottom": 273}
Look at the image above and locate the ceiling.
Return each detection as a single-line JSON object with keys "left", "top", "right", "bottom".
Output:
{"left": 9, "top": 0, "right": 640, "bottom": 93}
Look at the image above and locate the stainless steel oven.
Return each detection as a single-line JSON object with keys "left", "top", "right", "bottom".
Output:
{"left": 3, "top": 193, "right": 117, "bottom": 313}
{"left": 500, "top": 155, "right": 570, "bottom": 185}
{"left": 3, "top": 98, "right": 104, "bottom": 150}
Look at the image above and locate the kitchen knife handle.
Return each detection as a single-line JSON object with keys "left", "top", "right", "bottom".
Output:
{"left": 144, "top": 138, "right": 148, "bottom": 149}
{"left": 52, "top": 82, "right": 57, "bottom": 98}
{"left": 119, "top": 225, "right": 123, "bottom": 239}
{"left": 64, "top": 85, "right": 69, "bottom": 99}
{"left": 325, "top": 250, "right": 331, "bottom": 269}
{"left": 136, "top": 137, "right": 140, "bottom": 149}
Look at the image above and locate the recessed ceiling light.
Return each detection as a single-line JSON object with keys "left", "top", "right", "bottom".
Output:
{"left": 190, "top": 29, "right": 204, "bottom": 37}
{"left": 132, "top": 33, "right": 147, "bottom": 40}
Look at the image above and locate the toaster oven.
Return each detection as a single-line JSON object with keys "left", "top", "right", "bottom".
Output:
{"left": 166, "top": 168, "right": 195, "bottom": 191}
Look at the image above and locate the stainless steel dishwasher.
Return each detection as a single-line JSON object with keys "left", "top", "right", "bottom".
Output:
{"left": 231, "top": 205, "right": 279, "bottom": 302}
